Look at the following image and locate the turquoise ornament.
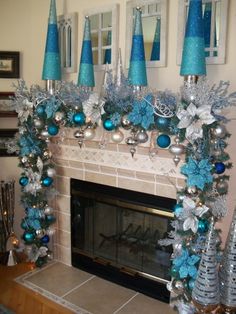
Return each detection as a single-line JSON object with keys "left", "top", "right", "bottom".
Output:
{"left": 188, "top": 278, "right": 195, "bottom": 290}
{"left": 156, "top": 117, "right": 170, "bottom": 130}
{"left": 36, "top": 105, "right": 45, "bottom": 116}
{"left": 42, "top": 177, "right": 53, "bottom": 187}
{"left": 21, "top": 220, "right": 28, "bottom": 230}
{"left": 103, "top": 119, "right": 115, "bottom": 131}
{"left": 48, "top": 123, "right": 59, "bottom": 136}
{"left": 41, "top": 234, "right": 50, "bottom": 244}
{"left": 45, "top": 214, "right": 56, "bottom": 224}
{"left": 173, "top": 204, "right": 183, "bottom": 216}
{"left": 215, "top": 162, "right": 225, "bottom": 174}
{"left": 19, "top": 176, "right": 29, "bottom": 187}
{"left": 23, "top": 231, "right": 35, "bottom": 244}
{"left": 198, "top": 219, "right": 209, "bottom": 234}
{"left": 156, "top": 134, "right": 171, "bottom": 148}
{"left": 73, "top": 112, "right": 86, "bottom": 125}
{"left": 170, "top": 266, "right": 179, "bottom": 278}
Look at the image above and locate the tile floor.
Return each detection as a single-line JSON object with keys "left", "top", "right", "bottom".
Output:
{"left": 15, "top": 262, "right": 176, "bottom": 314}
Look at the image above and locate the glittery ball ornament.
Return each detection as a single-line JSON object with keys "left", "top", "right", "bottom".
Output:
{"left": 156, "top": 117, "right": 170, "bottom": 130}
{"left": 212, "top": 125, "right": 227, "bottom": 139}
{"left": 19, "top": 176, "right": 29, "bottom": 187}
{"left": 23, "top": 231, "right": 35, "bottom": 244}
{"left": 215, "top": 162, "right": 225, "bottom": 174}
{"left": 48, "top": 123, "right": 59, "bottom": 136}
{"left": 73, "top": 112, "right": 86, "bottom": 125}
{"left": 216, "top": 180, "right": 228, "bottom": 195}
{"left": 42, "top": 177, "right": 53, "bottom": 187}
{"left": 198, "top": 219, "right": 209, "bottom": 234}
{"left": 156, "top": 134, "right": 171, "bottom": 148}
{"left": 41, "top": 234, "right": 50, "bottom": 244}
{"left": 111, "top": 130, "right": 124, "bottom": 143}
{"left": 103, "top": 119, "right": 115, "bottom": 131}
{"left": 47, "top": 168, "right": 56, "bottom": 177}
{"left": 36, "top": 105, "right": 45, "bottom": 116}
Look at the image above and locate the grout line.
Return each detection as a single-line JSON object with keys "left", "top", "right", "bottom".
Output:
{"left": 112, "top": 292, "right": 139, "bottom": 314}
{"left": 61, "top": 275, "right": 96, "bottom": 298}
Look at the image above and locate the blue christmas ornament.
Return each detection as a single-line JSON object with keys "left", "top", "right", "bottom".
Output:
{"left": 23, "top": 231, "right": 35, "bottom": 244}
{"left": 156, "top": 134, "right": 171, "bottom": 148}
{"left": 215, "top": 162, "right": 225, "bottom": 174}
{"left": 73, "top": 112, "right": 86, "bottom": 125}
{"left": 42, "top": 177, "right": 53, "bottom": 187}
{"left": 173, "top": 204, "right": 183, "bottom": 216}
{"left": 48, "top": 123, "right": 59, "bottom": 136}
{"left": 198, "top": 219, "right": 209, "bottom": 234}
{"left": 188, "top": 278, "right": 195, "bottom": 290}
{"left": 45, "top": 214, "right": 56, "bottom": 224}
{"left": 19, "top": 176, "right": 29, "bottom": 187}
{"left": 41, "top": 234, "right": 50, "bottom": 244}
{"left": 103, "top": 119, "right": 115, "bottom": 131}
{"left": 21, "top": 220, "right": 28, "bottom": 230}
{"left": 156, "top": 117, "right": 170, "bottom": 130}
{"left": 36, "top": 105, "right": 45, "bottom": 116}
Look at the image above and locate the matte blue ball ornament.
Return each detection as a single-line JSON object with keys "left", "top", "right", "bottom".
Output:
{"left": 23, "top": 231, "right": 35, "bottom": 244}
{"left": 103, "top": 119, "right": 115, "bottom": 131}
{"left": 48, "top": 123, "right": 59, "bottom": 136}
{"left": 42, "top": 177, "right": 53, "bottom": 187}
{"left": 156, "top": 134, "right": 171, "bottom": 148}
{"left": 73, "top": 112, "right": 86, "bottom": 125}
{"left": 156, "top": 117, "right": 170, "bottom": 130}
{"left": 41, "top": 234, "right": 50, "bottom": 244}
{"left": 197, "top": 219, "right": 209, "bottom": 234}
{"left": 19, "top": 176, "right": 29, "bottom": 187}
{"left": 215, "top": 162, "right": 225, "bottom": 174}
{"left": 36, "top": 105, "right": 45, "bottom": 116}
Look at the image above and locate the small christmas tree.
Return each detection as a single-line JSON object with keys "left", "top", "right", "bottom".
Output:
{"left": 219, "top": 208, "right": 236, "bottom": 311}
{"left": 192, "top": 219, "right": 220, "bottom": 312}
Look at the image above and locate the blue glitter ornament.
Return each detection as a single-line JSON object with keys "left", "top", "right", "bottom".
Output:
{"left": 103, "top": 119, "right": 115, "bottom": 131}
{"left": 23, "top": 231, "right": 35, "bottom": 244}
{"left": 19, "top": 176, "right": 29, "bottom": 187}
{"left": 156, "top": 117, "right": 170, "bottom": 130}
{"left": 197, "top": 219, "right": 209, "bottom": 234}
{"left": 215, "top": 162, "right": 225, "bottom": 174}
{"left": 73, "top": 112, "right": 86, "bottom": 125}
{"left": 41, "top": 234, "right": 50, "bottom": 244}
{"left": 42, "top": 177, "right": 53, "bottom": 187}
{"left": 156, "top": 134, "right": 171, "bottom": 148}
{"left": 48, "top": 123, "right": 59, "bottom": 136}
{"left": 188, "top": 278, "right": 195, "bottom": 290}
{"left": 45, "top": 214, "right": 56, "bottom": 224}
{"left": 36, "top": 105, "right": 45, "bottom": 116}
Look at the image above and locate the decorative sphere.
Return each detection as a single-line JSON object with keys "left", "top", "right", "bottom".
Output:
{"left": 169, "top": 144, "right": 185, "bottom": 156}
{"left": 126, "top": 137, "right": 138, "bottom": 146}
{"left": 21, "top": 220, "right": 28, "bottom": 230}
{"left": 170, "top": 266, "right": 179, "bottom": 278}
{"left": 42, "top": 177, "right": 53, "bottom": 187}
{"left": 212, "top": 125, "right": 227, "bottom": 139}
{"left": 19, "top": 176, "right": 29, "bottom": 186}
{"left": 23, "top": 231, "right": 35, "bottom": 244}
{"left": 215, "top": 162, "right": 225, "bottom": 174}
{"left": 74, "top": 130, "right": 84, "bottom": 140}
{"left": 36, "top": 105, "right": 45, "bottom": 116}
{"left": 156, "top": 117, "right": 170, "bottom": 130}
{"left": 216, "top": 180, "right": 228, "bottom": 195}
{"left": 198, "top": 219, "right": 209, "bottom": 234}
{"left": 41, "top": 234, "right": 50, "bottom": 244}
{"left": 47, "top": 251, "right": 54, "bottom": 260}
{"left": 54, "top": 111, "right": 65, "bottom": 124}
{"left": 173, "top": 204, "right": 183, "bottom": 216}
{"left": 36, "top": 229, "right": 44, "bottom": 238}
{"left": 47, "top": 168, "right": 56, "bottom": 178}
{"left": 48, "top": 124, "right": 59, "bottom": 136}
{"left": 173, "top": 280, "right": 184, "bottom": 294}
{"left": 44, "top": 205, "right": 53, "bottom": 215}
{"left": 121, "top": 115, "right": 132, "bottom": 130}
{"left": 104, "top": 101, "right": 115, "bottom": 114}
{"left": 136, "top": 130, "right": 149, "bottom": 143}
{"left": 84, "top": 128, "right": 95, "bottom": 140}
{"left": 34, "top": 118, "right": 44, "bottom": 129}
{"left": 156, "top": 134, "right": 171, "bottom": 148}
{"left": 111, "top": 130, "right": 124, "bottom": 143}
{"left": 103, "top": 119, "right": 115, "bottom": 131}
{"left": 188, "top": 278, "right": 195, "bottom": 290}
{"left": 41, "top": 130, "right": 50, "bottom": 138}
{"left": 187, "top": 186, "right": 197, "bottom": 194}
{"left": 45, "top": 214, "right": 56, "bottom": 224}
{"left": 73, "top": 112, "right": 85, "bottom": 125}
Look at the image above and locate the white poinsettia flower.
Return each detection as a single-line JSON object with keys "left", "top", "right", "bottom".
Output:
{"left": 82, "top": 93, "right": 104, "bottom": 124}
{"left": 183, "top": 216, "right": 199, "bottom": 233}
{"left": 195, "top": 204, "right": 209, "bottom": 217}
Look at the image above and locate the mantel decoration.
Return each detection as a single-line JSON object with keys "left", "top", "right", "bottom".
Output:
{"left": 6, "top": 0, "right": 236, "bottom": 312}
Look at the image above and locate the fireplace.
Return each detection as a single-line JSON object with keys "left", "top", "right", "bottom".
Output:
{"left": 71, "top": 178, "right": 175, "bottom": 303}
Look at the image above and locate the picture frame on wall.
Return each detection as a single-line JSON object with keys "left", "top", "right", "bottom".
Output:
{"left": 0, "top": 51, "right": 20, "bottom": 79}
{"left": 0, "top": 129, "right": 18, "bottom": 157}
{"left": 0, "top": 92, "right": 17, "bottom": 117}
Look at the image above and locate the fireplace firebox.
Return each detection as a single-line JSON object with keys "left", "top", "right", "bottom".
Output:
{"left": 71, "top": 179, "right": 175, "bottom": 303}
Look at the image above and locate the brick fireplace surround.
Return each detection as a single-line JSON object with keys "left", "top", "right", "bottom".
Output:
{"left": 51, "top": 129, "right": 185, "bottom": 265}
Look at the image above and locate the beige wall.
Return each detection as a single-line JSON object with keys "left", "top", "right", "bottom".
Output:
{"left": 0, "top": 0, "right": 236, "bottom": 243}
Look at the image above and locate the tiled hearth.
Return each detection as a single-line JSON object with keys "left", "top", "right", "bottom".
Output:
{"left": 51, "top": 129, "right": 184, "bottom": 266}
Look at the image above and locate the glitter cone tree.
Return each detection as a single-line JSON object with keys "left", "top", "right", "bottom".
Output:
{"left": 192, "top": 220, "right": 220, "bottom": 312}
{"left": 219, "top": 208, "right": 236, "bottom": 312}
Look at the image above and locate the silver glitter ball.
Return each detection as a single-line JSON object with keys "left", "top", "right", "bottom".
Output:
{"left": 41, "top": 129, "right": 49, "bottom": 138}
{"left": 35, "top": 229, "right": 45, "bottom": 238}
{"left": 34, "top": 118, "right": 43, "bottom": 129}
{"left": 84, "top": 128, "right": 95, "bottom": 140}
{"left": 121, "top": 115, "right": 132, "bottom": 130}
{"left": 136, "top": 130, "right": 149, "bottom": 143}
{"left": 212, "top": 125, "right": 227, "bottom": 139}
{"left": 169, "top": 144, "right": 185, "bottom": 156}
{"left": 111, "top": 130, "right": 124, "bottom": 143}
{"left": 187, "top": 186, "right": 197, "bottom": 194}
{"left": 54, "top": 111, "right": 65, "bottom": 124}
{"left": 44, "top": 205, "right": 54, "bottom": 215}
{"left": 47, "top": 168, "right": 56, "bottom": 177}
{"left": 216, "top": 180, "right": 228, "bottom": 195}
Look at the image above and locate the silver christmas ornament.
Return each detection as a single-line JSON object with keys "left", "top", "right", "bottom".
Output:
{"left": 172, "top": 280, "right": 184, "bottom": 295}
{"left": 47, "top": 168, "right": 56, "bottom": 178}
{"left": 46, "top": 226, "right": 55, "bottom": 236}
{"left": 136, "top": 129, "right": 149, "bottom": 143}
{"left": 74, "top": 130, "right": 84, "bottom": 148}
{"left": 216, "top": 180, "right": 228, "bottom": 195}
{"left": 121, "top": 115, "right": 132, "bottom": 130}
{"left": 187, "top": 186, "right": 197, "bottom": 194}
{"left": 47, "top": 251, "right": 54, "bottom": 260}
{"left": 111, "top": 130, "right": 124, "bottom": 143}
{"left": 212, "top": 125, "right": 227, "bottom": 139}
{"left": 84, "top": 127, "right": 95, "bottom": 140}
{"left": 130, "top": 147, "right": 136, "bottom": 158}
{"left": 36, "top": 229, "right": 44, "bottom": 238}
{"left": 44, "top": 205, "right": 53, "bottom": 215}
{"left": 169, "top": 136, "right": 185, "bottom": 166}
{"left": 41, "top": 130, "right": 49, "bottom": 138}
{"left": 21, "top": 156, "right": 28, "bottom": 164}
{"left": 34, "top": 118, "right": 43, "bottom": 129}
{"left": 54, "top": 111, "right": 65, "bottom": 124}
{"left": 126, "top": 137, "right": 138, "bottom": 146}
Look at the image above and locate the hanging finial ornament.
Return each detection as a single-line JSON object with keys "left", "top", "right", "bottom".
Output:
{"left": 169, "top": 136, "right": 185, "bottom": 166}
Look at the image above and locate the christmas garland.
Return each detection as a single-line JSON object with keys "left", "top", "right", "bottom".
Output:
{"left": 9, "top": 75, "right": 236, "bottom": 307}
